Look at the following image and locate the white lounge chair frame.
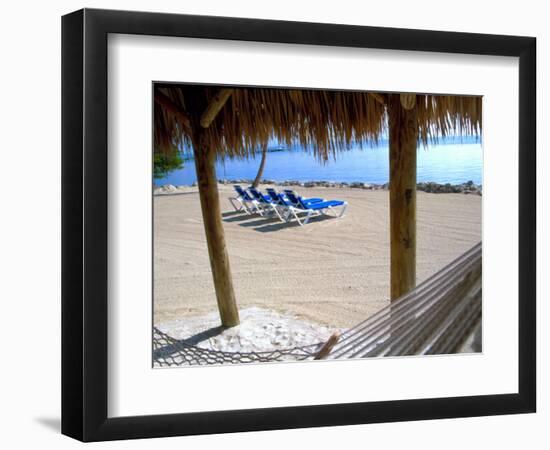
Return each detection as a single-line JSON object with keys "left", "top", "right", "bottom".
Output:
{"left": 228, "top": 195, "right": 250, "bottom": 213}
{"left": 248, "top": 188, "right": 288, "bottom": 222}
{"left": 229, "top": 188, "right": 262, "bottom": 215}
{"left": 286, "top": 201, "right": 348, "bottom": 226}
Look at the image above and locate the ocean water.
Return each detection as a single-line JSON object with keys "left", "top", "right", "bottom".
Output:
{"left": 156, "top": 140, "right": 482, "bottom": 186}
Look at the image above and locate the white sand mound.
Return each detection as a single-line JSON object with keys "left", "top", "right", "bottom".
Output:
{"left": 156, "top": 307, "right": 341, "bottom": 353}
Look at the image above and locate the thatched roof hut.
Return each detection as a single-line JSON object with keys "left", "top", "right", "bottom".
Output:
{"left": 154, "top": 85, "right": 481, "bottom": 157}
{"left": 153, "top": 84, "right": 482, "bottom": 327}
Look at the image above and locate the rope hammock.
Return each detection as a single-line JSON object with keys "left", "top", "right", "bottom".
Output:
{"left": 153, "top": 327, "right": 321, "bottom": 366}
{"left": 153, "top": 242, "right": 481, "bottom": 367}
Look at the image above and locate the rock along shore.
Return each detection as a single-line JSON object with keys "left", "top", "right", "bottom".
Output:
{"left": 154, "top": 179, "right": 482, "bottom": 196}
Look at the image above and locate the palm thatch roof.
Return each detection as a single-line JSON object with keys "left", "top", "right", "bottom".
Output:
{"left": 154, "top": 84, "right": 482, "bottom": 160}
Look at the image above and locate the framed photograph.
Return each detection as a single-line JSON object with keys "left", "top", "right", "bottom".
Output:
{"left": 61, "top": 8, "right": 536, "bottom": 441}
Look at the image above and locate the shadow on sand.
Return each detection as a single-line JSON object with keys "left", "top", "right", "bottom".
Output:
{"left": 253, "top": 215, "right": 335, "bottom": 232}
{"left": 221, "top": 211, "right": 242, "bottom": 218}
{"left": 153, "top": 326, "right": 226, "bottom": 360}
{"left": 222, "top": 210, "right": 338, "bottom": 233}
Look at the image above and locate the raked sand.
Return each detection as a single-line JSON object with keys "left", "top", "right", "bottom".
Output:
{"left": 154, "top": 184, "right": 481, "bottom": 330}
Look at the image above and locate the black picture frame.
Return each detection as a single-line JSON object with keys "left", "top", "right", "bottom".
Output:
{"left": 61, "top": 8, "right": 536, "bottom": 442}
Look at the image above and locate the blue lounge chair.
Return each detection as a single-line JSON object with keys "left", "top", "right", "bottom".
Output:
{"left": 248, "top": 186, "right": 271, "bottom": 203}
{"left": 248, "top": 187, "right": 286, "bottom": 222}
{"left": 267, "top": 188, "right": 323, "bottom": 221}
{"left": 283, "top": 190, "right": 324, "bottom": 207}
{"left": 229, "top": 185, "right": 259, "bottom": 214}
{"left": 265, "top": 188, "right": 298, "bottom": 222}
{"left": 285, "top": 193, "right": 348, "bottom": 226}
{"left": 265, "top": 187, "right": 284, "bottom": 204}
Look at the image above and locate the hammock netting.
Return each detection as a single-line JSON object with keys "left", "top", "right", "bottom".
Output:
{"left": 153, "top": 326, "right": 322, "bottom": 366}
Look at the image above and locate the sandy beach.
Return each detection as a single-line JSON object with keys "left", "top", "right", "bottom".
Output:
{"left": 154, "top": 184, "right": 481, "bottom": 330}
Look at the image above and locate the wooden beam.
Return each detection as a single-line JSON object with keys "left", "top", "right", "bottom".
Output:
{"left": 154, "top": 92, "right": 191, "bottom": 131}
{"left": 388, "top": 94, "right": 418, "bottom": 301}
{"left": 313, "top": 332, "right": 341, "bottom": 360}
{"left": 369, "top": 92, "right": 386, "bottom": 106}
{"left": 192, "top": 127, "right": 240, "bottom": 327}
{"left": 200, "top": 88, "right": 234, "bottom": 128}
{"left": 400, "top": 93, "right": 416, "bottom": 110}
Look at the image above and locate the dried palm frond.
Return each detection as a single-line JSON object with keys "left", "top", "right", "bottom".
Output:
{"left": 154, "top": 85, "right": 481, "bottom": 159}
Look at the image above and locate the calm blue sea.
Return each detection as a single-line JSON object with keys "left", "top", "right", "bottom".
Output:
{"left": 156, "top": 137, "right": 482, "bottom": 186}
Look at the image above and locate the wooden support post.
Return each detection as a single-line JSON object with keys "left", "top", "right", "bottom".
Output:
{"left": 388, "top": 94, "right": 418, "bottom": 301}
{"left": 192, "top": 127, "right": 240, "bottom": 327}
{"left": 200, "top": 88, "right": 234, "bottom": 128}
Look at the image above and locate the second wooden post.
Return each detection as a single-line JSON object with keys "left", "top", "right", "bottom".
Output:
{"left": 388, "top": 94, "right": 418, "bottom": 301}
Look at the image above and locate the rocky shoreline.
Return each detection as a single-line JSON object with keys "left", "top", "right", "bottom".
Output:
{"left": 155, "top": 179, "right": 482, "bottom": 195}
